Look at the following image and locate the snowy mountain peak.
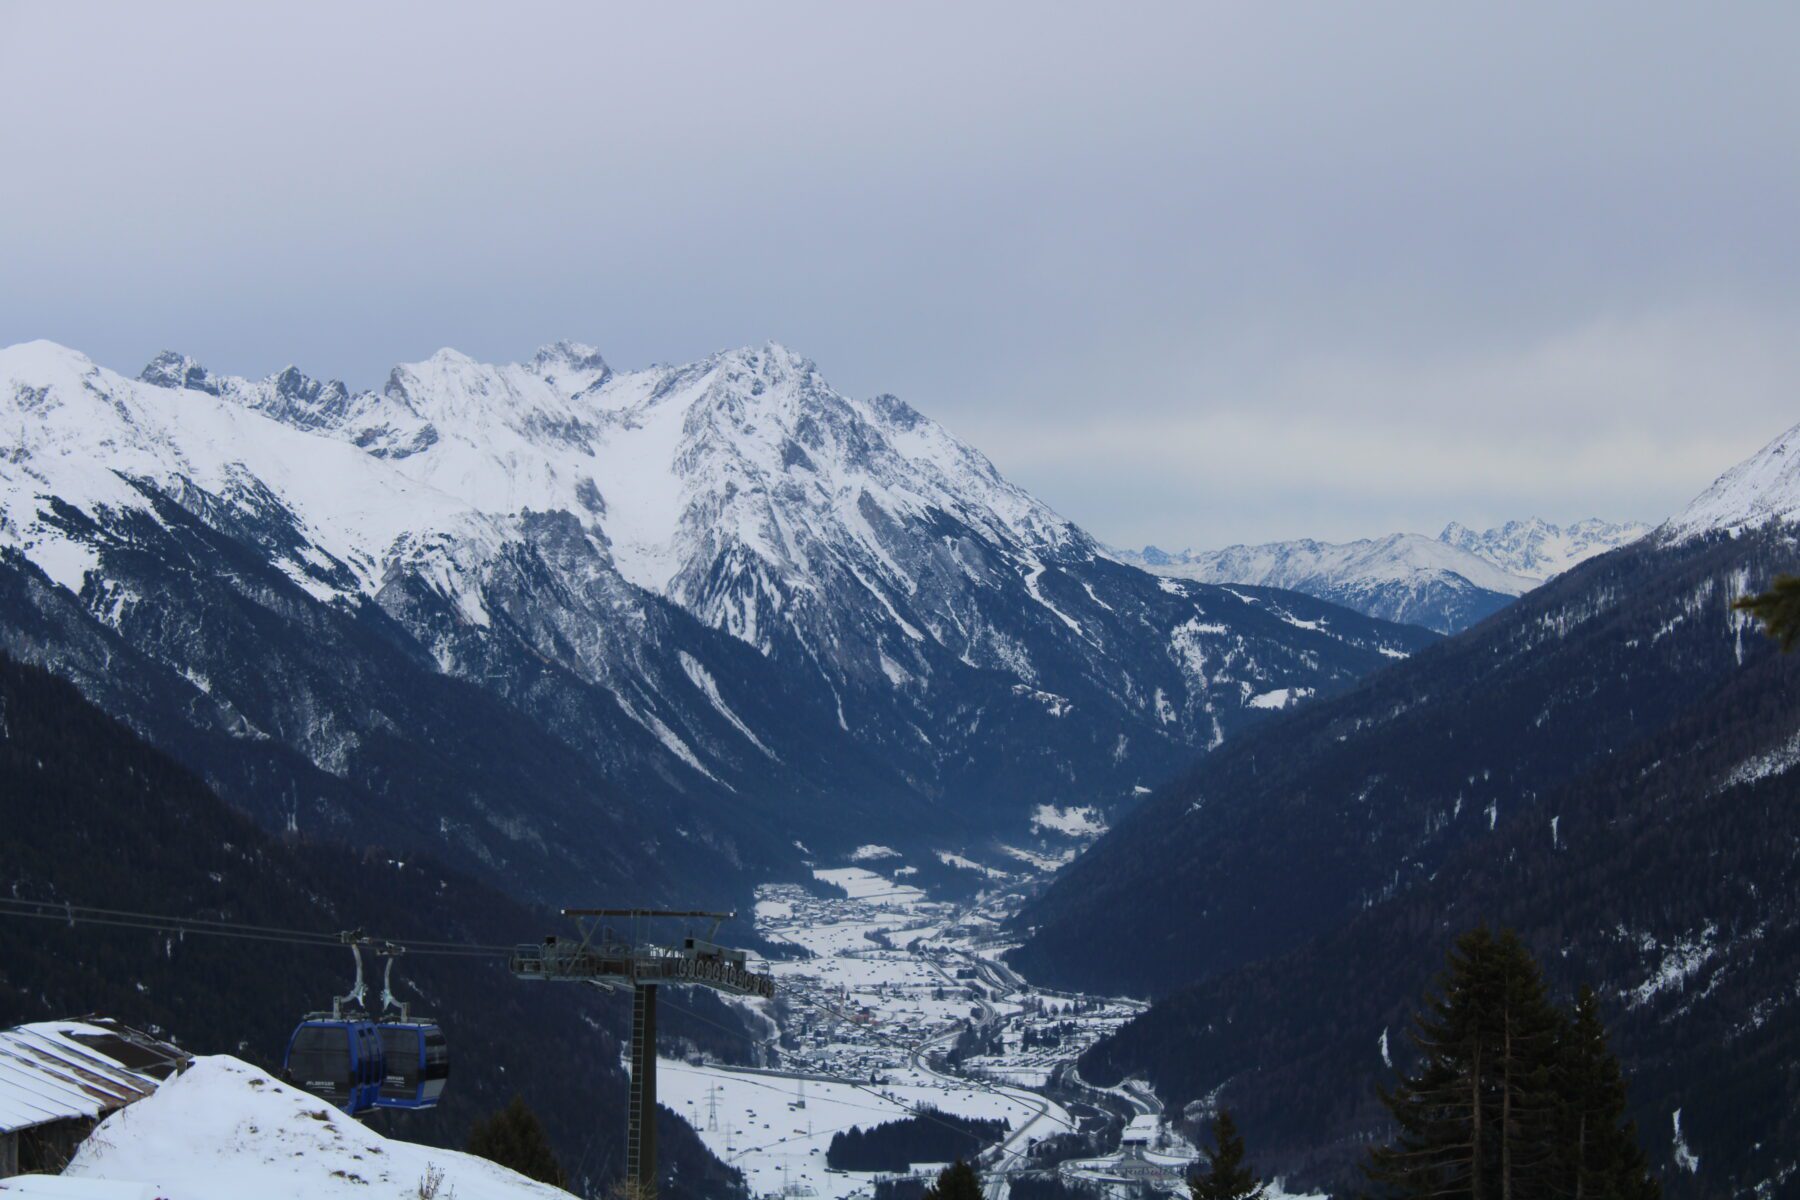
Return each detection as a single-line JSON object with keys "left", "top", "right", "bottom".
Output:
{"left": 2, "top": 337, "right": 101, "bottom": 381}
{"left": 139, "top": 353, "right": 357, "bottom": 433}
{"left": 140, "top": 349, "right": 219, "bottom": 394}
{"left": 530, "top": 339, "right": 611, "bottom": 382}
{"left": 1119, "top": 517, "right": 1647, "bottom": 635}
{"left": 1663, "top": 419, "right": 1800, "bottom": 541}
{"left": 1437, "top": 517, "right": 1649, "bottom": 580}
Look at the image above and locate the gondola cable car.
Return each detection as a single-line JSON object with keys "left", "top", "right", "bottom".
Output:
{"left": 370, "top": 949, "right": 449, "bottom": 1111}
{"left": 282, "top": 933, "right": 448, "bottom": 1115}
{"left": 282, "top": 933, "right": 384, "bottom": 1115}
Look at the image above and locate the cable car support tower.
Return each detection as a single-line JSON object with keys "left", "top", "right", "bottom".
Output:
{"left": 509, "top": 908, "right": 773, "bottom": 1199}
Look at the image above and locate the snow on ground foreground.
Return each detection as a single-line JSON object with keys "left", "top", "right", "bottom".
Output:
{"left": 62, "top": 1056, "right": 569, "bottom": 1200}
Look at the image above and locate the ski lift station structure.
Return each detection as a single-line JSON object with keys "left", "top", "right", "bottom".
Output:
{"left": 511, "top": 908, "right": 774, "bottom": 1200}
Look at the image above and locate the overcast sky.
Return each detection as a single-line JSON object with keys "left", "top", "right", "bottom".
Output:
{"left": 4, "top": 3, "right": 1799, "bottom": 549}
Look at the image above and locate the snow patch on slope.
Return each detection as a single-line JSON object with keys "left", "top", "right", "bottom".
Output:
{"left": 1248, "top": 687, "right": 1314, "bottom": 710}
{"left": 62, "top": 1056, "right": 569, "bottom": 1200}
{"left": 1030, "top": 805, "right": 1107, "bottom": 837}
{"left": 678, "top": 651, "right": 775, "bottom": 757}
{"left": 1715, "top": 727, "right": 1800, "bottom": 793}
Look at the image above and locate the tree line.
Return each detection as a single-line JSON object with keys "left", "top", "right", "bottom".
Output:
{"left": 1188, "top": 927, "right": 1660, "bottom": 1200}
{"left": 826, "top": 1108, "right": 1008, "bottom": 1173}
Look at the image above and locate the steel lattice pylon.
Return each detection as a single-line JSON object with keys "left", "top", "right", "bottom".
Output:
{"left": 510, "top": 908, "right": 772, "bottom": 1199}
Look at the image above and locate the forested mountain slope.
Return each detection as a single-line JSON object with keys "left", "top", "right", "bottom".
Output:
{"left": 1013, "top": 528, "right": 1786, "bottom": 995}
{"left": 1073, "top": 595, "right": 1799, "bottom": 1195}
{"left": 0, "top": 651, "right": 747, "bottom": 1199}
{"left": 1011, "top": 425, "right": 1800, "bottom": 1197}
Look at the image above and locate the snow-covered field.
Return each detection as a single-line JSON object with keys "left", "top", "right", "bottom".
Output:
{"left": 812, "top": 867, "right": 926, "bottom": 906}
{"left": 57, "top": 1057, "right": 566, "bottom": 1200}
{"left": 660, "top": 1059, "right": 1062, "bottom": 1200}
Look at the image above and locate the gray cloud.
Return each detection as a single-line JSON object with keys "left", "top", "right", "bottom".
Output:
{"left": 4, "top": 2, "right": 1798, "bottom": 548}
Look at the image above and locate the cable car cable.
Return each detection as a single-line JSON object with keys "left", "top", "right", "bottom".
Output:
{"left": 0, "top": 896, "right": 513, "bottom": 956}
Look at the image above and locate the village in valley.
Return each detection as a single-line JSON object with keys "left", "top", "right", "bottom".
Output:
{"left": 654, "top": 812, "right": 1313, "bottom": 1200}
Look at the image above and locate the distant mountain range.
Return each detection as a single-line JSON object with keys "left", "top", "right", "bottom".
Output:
{"left": 1014, "top": 430, "right": 1800, "bottom": 1196}
{"left": 1439, "top": 516, "right": 1652, "bottom": 579}
{"left": 0, "top": 339, "right": 1429, "bottom": 909}
{"left": 1113, "top": 518, "right": 1649, "bottom": 633}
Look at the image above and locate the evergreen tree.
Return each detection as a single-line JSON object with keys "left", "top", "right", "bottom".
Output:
{"left": 1734, "top": 574, "right": 1800, "bottom": 651}
{"left": 1367, "top": 927, "right": 1564, "bottom": 1199}
{"left": 1552, "top": 988, "right": 1661, "bottom": 1200}
{"left": 1188, "top": 1108, "right": 1266, "bottom": 1200}
{"left": 922, "top": 1159, "right": 983, "bottom": 1200}
{"left": 1494, "top": 936, "right": 1564, "bottom": 1198}
{"left": 466, "top": 1094, "right": 567, "bottom": 1188}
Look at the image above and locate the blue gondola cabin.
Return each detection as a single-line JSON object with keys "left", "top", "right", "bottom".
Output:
{"left": 283, "top": 1019, "right": 384, "bottom": 1115}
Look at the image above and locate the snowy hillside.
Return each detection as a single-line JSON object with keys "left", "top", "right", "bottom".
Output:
{"left": 1438, "top": 516, "right": 1648, "bottom": 580}
{"left": 60, "top": 1056, "right": 568, "bottom": 1200}
{"left": 1661, "top": 417, "right": 1800, "bottom": 540}
{"left": 1115, "top": 533, "right": 1535, "bottom": 633}
{"left": 0, "top": 339, "right": 1432, "bottom": 898}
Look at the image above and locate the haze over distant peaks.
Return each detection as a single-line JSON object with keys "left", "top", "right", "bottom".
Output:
{"left": 1437, "top": 516, "right": 1652, "bottom": 580}
{"left": 1116, "top": 519, "right": 1648, "bottom": 634}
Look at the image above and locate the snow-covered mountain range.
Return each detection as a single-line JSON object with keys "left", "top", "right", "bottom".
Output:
{"left": 1438, "top": 516, "right": 1651, "bottom": 580}
{"left": 0, "top": 339, "right": 1431, "bottom": 902}
{"left": 1116, "top": 519, "right": 1648, "bottom": 633}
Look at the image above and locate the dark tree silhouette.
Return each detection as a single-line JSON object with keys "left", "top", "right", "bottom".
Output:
{"left": 467, "top": 1094, "right": 567, "bottom": 1188}
{"left": 923, "top": 1159, "right": 983, "bottom": 1200}
{"left": 1368, "top": 928, "right": 1564, "bottom": 1198}
{"left": 1189, "top": 1108, "right": 1266, "bottom": 1200}
{"left": 1368, "top": 929, "right": 1659, "bottom": 1200}
{"left": 1554, "top": 988, "right": 1661, "bottom": 1200}
{"left": 1734, "top": 573, "right": 1800, "bottom": 651}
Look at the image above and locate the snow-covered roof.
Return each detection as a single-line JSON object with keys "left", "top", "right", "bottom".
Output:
{"left": 0, "top": 1020, "right": 190, "bottom": 1135}
{"left": 1121, "top": 1114, "right": 1159, "bottom": 1143}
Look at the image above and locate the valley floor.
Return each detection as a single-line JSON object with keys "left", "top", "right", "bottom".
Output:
{"left": 672, "top": 861, "right": 1323, "bottom": 1200}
